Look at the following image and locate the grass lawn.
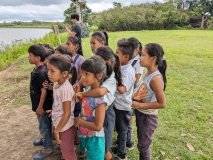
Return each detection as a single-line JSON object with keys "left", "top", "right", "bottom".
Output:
{"left": 0, "top": 30, "right": 213, "bottom": 159}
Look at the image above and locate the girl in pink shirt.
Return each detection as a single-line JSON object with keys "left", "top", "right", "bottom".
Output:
{"left": 47, "top": 54, "right": 77, "bottom": 160}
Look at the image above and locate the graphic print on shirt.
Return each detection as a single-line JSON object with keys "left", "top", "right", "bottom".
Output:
{"left": 133, "top": 82, "right": 148, "bottom": 103}
{"left": 52, "top": 95, "right": 61, "bottom": 121}
{"left": 78, "top": 96, "right": 104, "bottom": 137}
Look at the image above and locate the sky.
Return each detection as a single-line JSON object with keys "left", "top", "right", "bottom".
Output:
{"left": 0, "top": 0, "right": 163, "bottom": 22}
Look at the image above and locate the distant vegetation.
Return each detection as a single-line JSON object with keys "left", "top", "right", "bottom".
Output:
{"left": 0, "top": 21, "right": 64, "bottom": 29}
{"left": 90, "top": 0, "right": 213, "bottom": 31}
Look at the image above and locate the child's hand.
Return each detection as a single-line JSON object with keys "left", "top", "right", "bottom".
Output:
{"left": 73, "top": 83, "right": 80, "bottom": 93}
{"left": 46, "top": 110, "right": 52, "bottom": 117}
{"left": 74, "top": 117, "right": 82, "bottom": 125}
{"left": 36, "top": 107, "right": 45, "bottom": 117}
{"left": 42, "top": 80, "right": 49, "bottom": 89}
{"left": 54, "top": 130, "right": 61, "bottom": 144}
{"left": 75, "top": 92, "right": 84, "bottom": 102}
{"left": 132, "top": 101, "right": 140, "bottom": 109}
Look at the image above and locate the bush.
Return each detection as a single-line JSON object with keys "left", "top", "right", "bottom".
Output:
{"left": 91, "top": 2, "right": 179, "bottom": 31}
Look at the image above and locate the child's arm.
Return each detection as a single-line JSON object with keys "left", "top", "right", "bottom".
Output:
{"left": 36, "top": 88, "right": 47, "bottom": 117}
{"left": 132, "top": 75, "right": 166, "bottom": 109}
{"left": 135, "top": 74, "right": 141, "bottom": 85}
{"left": 117, "top": 85, "right": 126, "bottom": 94}
{"left": 74, "top": 103, "right": 106, "bottom": 131}
{"left": 75, "top": 87, "right": 108, "bottom": 99}
{"left": 54, "top": 101, "right": 71, "bottom": 143}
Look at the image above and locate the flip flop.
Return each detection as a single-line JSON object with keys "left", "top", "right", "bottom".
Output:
{"left": 33, "top": 138, "right": 43, "bottom": 146}
{"left": 33, "top": 150, "right": 53, "bottom": 160}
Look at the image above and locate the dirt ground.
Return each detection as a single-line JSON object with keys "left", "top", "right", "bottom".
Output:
{"left": 0, "top": 105, "right": 61, "bottom": 160}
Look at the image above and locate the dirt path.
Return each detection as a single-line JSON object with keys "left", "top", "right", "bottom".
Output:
{"left": 0, "top": 105, "right": 60, "bottom": 160}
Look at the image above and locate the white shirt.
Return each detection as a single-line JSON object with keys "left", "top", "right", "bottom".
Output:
{"left": 129, "top": 54, "right": 144, "bottom": 75}
{"left": 114, "top": 63, "right": 135, "bottom": 111}
{"left": 101, "top": 72, "right": 116, "bottom": 109}
{"left": 52, "top": 79, "right": 75, "bottom": 132}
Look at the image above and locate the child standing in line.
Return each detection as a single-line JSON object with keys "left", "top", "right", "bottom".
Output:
{"left": 74, "top": 56, "right": 111, "bottom": 160}
{"left": 66, "top": 36, "right": 84, "bottom": 81}
{"left": 75, "top": 46, "right": 122, "bottom": 160}
{"left": 111, "top": 41, "right": 135, "bottom": 160}
{"left": 47, "top": 54, "right": 78, "bottom": 160}
{"left": 132, "top": 43, "right": 167, "bottom": 160}
{"left": 125, "top": 37, "right": 144, "bottom": 150}
{"left": 55, "top": 45, "right": 73, "bottom": 57}
{"left": 28, "top": 44, "right": 53, "bottom": 160}
{"left": 90, "top": 31, "right": 109, "bottom": 53}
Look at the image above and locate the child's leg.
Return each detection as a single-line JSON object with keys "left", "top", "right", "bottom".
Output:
{"left": 135, "top": 110, "right": 158, "bottom": 160}
{"left": 104, "top": 104, "right": 115, "bottom": 159}
{"left": 126, "top": 109, "right": 135, "bottom": 149}
{"left": 86, "top": 136, "right": 105, "bottom": 160}
{"left": 37, "top": 113, "right": 52, "bottom": 151}
{"left": 114, "top": 107, "right": 131, "bottom": 159}
{"left": 60, "top": 126, "right": 77, "bottom": 160}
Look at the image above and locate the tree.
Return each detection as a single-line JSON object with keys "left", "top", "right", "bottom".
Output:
{"left": 64, "top": 1, "right": 92, "bottom": 26}
{"left": 186, "top": 0, "right": 213, "bottom": 28}
{"left": 113, "top": 2, "right": 122, "bottom": 8}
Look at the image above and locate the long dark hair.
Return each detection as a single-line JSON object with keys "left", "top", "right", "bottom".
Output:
{"left": 145, "top": 43, "right": 167, "bottom": 90}
{"left": 67, "top": 36, "right": 83, "bottom": 56}
{"left": 91, "top": 31, "right": 108, "bottom": 46}
{"left": 48, "top": 54, "right": 77, "bottom": 85}
{"left": 94, "top": 46, "right": 123, "bottom": 86}
{"left": 55, "top": 45, "right": 72, "bottom": 57}
{"left": 81, "top": 56, "right": 112, "bottom": 84}
{"left": 127, "top": 37, "right": 142, "bottom": 56}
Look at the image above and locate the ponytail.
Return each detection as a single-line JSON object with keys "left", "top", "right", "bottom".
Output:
{"left": 94, "top": 46, "right": 123, "bottom": 86}
{"left": 158, "top": 59, "right": 167, "bottom": 90}
{"left": 114, "top": 54, "right": 123, "bottom": 86}
{"left": 104, "top": 61, "right": 113, "bottom": 82}
{"left": 69, "top": 63, "right": 78, "bottom": 85}
{"left": 103, "top": 31, "right": 109, "bottom": 46}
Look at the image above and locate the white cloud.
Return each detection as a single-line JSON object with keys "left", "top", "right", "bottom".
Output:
{"left": 0, "top": 0, "right": 164, "bottom": 22}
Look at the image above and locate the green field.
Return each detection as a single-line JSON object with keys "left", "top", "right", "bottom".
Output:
{"left": 0, "top": 30, "right": 213, "bottom": 159}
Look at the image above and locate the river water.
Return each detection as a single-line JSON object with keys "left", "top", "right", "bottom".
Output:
{"left": 0, "top": 28, "right": 52, "bottom": 45}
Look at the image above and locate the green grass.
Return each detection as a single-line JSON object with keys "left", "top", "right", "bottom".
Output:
{"left": 0, "top": 30, "right": 213, "bottom": 159}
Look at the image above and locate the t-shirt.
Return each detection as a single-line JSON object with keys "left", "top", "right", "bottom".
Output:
{"left": 30, "top": 65, "right": 52, "bottom": 112}
{"left": 52, "top": 79, "right": 75, "bottom": 132}
{"left": 71, "top": 54, "right": 84, "bottom": 73}
{"left": 72, "top": 23, "right": 82, "bottom": 42}
{"left": 78, "top": 95, "right": 105, "bottom": 137}
{"left": 101, "top": 72, "right": 116, "bottom": 109}
{"left": 133, "top": 70, "right": 162, "bottom": 115}
{"left": 114, "top": 63, "right": 135, "bottom": 111}
{"left": 129, "top": 54, "right": 144, "bottom": 75}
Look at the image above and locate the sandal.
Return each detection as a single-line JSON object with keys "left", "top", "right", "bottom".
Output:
{"left": 77, "top": 151, "right": 86, "bottom": 158}
{"left": 53, "top": 146, "right": 62, "bottom": 155}
{"left": 33, "top": 138, "right": 43, "bottom": 146}
{"left": 33, "top": 150, "right": 53, "bottom": 160}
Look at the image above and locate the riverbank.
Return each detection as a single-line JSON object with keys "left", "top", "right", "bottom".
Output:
{"left": 0, "top": 26, "right": 51, "bottom": 28}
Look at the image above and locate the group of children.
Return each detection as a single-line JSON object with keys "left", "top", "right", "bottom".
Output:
{"left": 28, "top": 31, "right": 167, "bottom": 160}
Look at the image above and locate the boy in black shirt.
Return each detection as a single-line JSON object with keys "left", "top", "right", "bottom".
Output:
{"left": 28, "top": 44, "right": 53, "bottom": 160}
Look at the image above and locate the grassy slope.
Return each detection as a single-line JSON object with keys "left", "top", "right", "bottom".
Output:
{"left": 0, "top": 30, "right": 212, "bottom": 159}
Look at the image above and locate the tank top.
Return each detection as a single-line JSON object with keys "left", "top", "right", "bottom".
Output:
{"left": 132, "top": 70, "right": 162, "bottom": 115}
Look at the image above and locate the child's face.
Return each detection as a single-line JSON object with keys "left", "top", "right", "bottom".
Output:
{"left": 81, "top": 71, "right": 102, "bottom": 87}
{"left": 66, "top": 39, "right": 77, "bottom": 55}
{"left": 28, "top": 53, "right": 39, "bottom": 64}
{"left": 47, "top": 63, "right": 63, "bottom": 83}
{"left": 90, "top": 37, "right": 104, "bottom": 53}
{"left": 140, "top": 48, "right": 154, "bottom": 67}
{"left": 133, "top": 48, "right": 139, "bottom": 58}
{"left": 116, "top": 48, "right": 129, "bottom": 65}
